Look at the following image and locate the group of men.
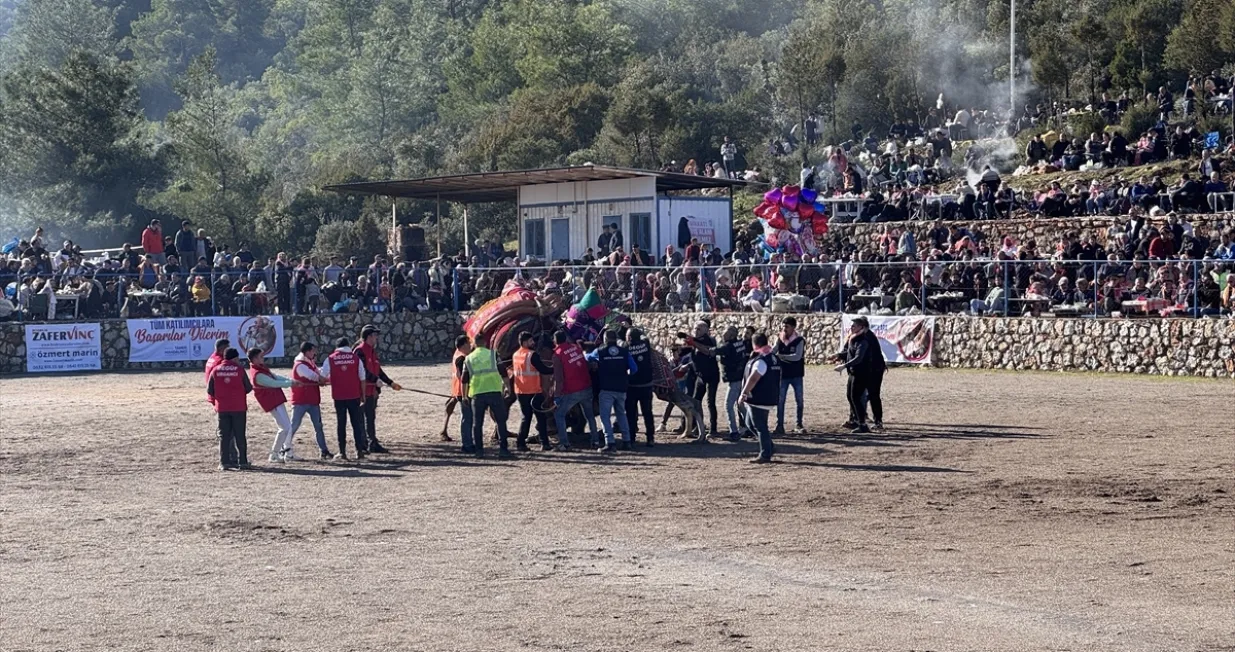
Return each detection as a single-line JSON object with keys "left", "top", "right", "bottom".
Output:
{"left": 201, "top": 316, "right": 888, "bottom": 470}
{"left": 203, "top": 324, "right": 402, "bottom": 470}
{"left": 442, "top": 315, "right": 888, "bottom": 464}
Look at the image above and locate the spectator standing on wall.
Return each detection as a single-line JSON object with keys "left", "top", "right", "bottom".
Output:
{"left": 324, "top": 257, "right": 344, "bottom": 284}
{"left": 235, "top": 243, "right": 255, "bottom": 267}
{"left": 597, "top": 224, "right": 613, "bottom": 256}
{"left": 609, "top": 223, "right": 624, "bottom": 252}
{"left": 720, "top": 136, "right": 737, "bottom": 178}
{"left": 195, "top": 229, "right": 213, "bottom": 266}
{"left": 275, "top": 253, "right": 292, "bottom": 314}
{"left": 174, "top": 221, "right": 195, "bottom": 266}
{"left": 141, "top": 219, "right": 165, "bottom": 264}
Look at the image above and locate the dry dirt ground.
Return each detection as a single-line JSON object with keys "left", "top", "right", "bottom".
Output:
{"left": 1, "top": 364, "right": 1232, "bottom": 652}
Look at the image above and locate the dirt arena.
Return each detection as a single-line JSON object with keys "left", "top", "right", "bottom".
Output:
{"left": 1, "top": 364, "right": 1232, "bottom": 651}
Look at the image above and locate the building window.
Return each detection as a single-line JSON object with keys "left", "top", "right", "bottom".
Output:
{"left": 629, "top": 212, "right": 652, "bottom": 252}
{"left": 523, "top": 218, "right": 545, "bottom": 257}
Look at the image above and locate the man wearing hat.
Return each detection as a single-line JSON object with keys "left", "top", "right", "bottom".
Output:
{"left": 354, "top": 325, "right": 402, "bottom": 454}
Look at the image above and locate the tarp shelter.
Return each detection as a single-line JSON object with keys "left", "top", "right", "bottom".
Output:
{"left": 325, "top": 164, "right": 751, "bottom": 260}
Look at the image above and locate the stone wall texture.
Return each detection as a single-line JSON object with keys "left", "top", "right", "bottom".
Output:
{"left": 829, "top": 213, "right": 1234, "bottom": 249}
{"left": 3, "top": 312, "right": 1231, "bottom": 378}
{"left": 625, "top": 312, "right": 1234, "bottom": 378}
{"left": 0, "top": 312, "right": 463, "bottom": 374}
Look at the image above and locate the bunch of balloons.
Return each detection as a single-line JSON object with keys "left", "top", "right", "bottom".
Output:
{"left": 752, "top": 185, "right": 829, "bottom": 260}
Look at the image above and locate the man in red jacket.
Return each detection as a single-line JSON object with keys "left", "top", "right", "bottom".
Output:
{"left": 204, "top": 338, "right": 229, "bottom": 407}
{"left": 551, "top": 330, "right": 600, "bottom": 451}
{"left": 354, "top": 325, "right": 401, "bottom": 454}
{"left": 289, "top": 341, "right": 332, "bottom": 460}
{"left": 248, "top": 348, "right": 296, "bottom": 463}
{"left": 141, "top": 219, "right": 165, "bottom": 265}
{"left": 322, "top": 337, "right": 368, "bottom": 460}
{"left": 206, "top": 348, "right": 253, "bottom": 470}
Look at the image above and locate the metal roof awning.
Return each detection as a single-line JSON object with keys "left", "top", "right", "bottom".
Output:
{"left": 323, "top": 164, "right": 751, "bottom": 203}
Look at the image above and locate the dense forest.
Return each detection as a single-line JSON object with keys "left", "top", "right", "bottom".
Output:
{"left": 0, "top": 0, "right": 1232, "bottom": 257}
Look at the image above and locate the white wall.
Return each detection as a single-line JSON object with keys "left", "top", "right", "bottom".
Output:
{"left": 517, "top": 178, "right": 656, "bottom": 259}
{"left": 656, "top": 196, "right": 733, "bottom": 255}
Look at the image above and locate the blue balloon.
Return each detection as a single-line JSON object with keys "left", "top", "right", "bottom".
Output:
{"left": 800, "top": 188, "right": 819, "bottom": 204}
{"left": 813, "top": 201, "right": 826, "bottom": 215}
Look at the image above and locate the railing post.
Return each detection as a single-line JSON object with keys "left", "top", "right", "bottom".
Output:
{"left": 1092, "top": 260, "right": 1099, "bottom": 318}
{"left": 1192, "top": 260, "right": 1199, "bottom": 318}
{"left": 836, "top": 265, "right": 843, "bottom": 314}
{"left": 1002, "top": 260, "right": 1010, "bottom": 317}
{"left": 919, "top": 261, "right": 927, "bottom": 314}
{"left": 211, "top": 270, "right": 217, "bottom": 316}
{"left": 699, "top": 265, "right": 708, "bottom": 313}
{"left": 452, "top": 266, "right": 461, "bottom": 312}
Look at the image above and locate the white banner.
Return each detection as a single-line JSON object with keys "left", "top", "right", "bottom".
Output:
{"left": 127, "top": 316, "right": 284, "bottom": 363}
{"left": 841, "top": 314, "right": 935, "bottom": 365}
{"left": 25, "top": 323, "right": 102, "bottom": 372}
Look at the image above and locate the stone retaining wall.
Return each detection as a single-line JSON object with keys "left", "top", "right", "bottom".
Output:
{"left": 828, "top": 213, "right": 1234, "bottom": 249}
{"left": 0, "top": 312, "right": 463, "bottom": 374}
{"left": 3, "top": 312, "right": 1231, "bottom": 378}
{"left": 629, "top": 313, "right": 1234, "bottom": 378}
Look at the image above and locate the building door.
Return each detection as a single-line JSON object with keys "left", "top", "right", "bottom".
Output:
{"left": 628, "top": 212, "right": 652, "bottom": 254}
{"left": 550, "top": 218, "right": 571, "bottom": 261}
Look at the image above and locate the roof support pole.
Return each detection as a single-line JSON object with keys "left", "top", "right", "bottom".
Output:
{"left": 463, "top": 204, "right": 471, "bottom": 257}
{"left": 435, "top": 195, "right": 442, "bottom": 257}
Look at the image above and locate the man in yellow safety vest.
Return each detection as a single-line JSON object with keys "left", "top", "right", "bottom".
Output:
{"left": 460, "top": 332, "right": 512, "bottom": 458}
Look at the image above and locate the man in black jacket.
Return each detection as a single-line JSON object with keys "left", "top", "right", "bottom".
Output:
{"left": 687, "top": 321, "right": 721, "bottom": 441}
{"left": 775, "top": 317, "right": 806, "bottom": 435}
{"left": 834, "top": 317, "right": 887, "bottom": 433}
{"left": 715, "top": 326, "right": 750, "bottom": 439}
{"left": 623, "top": 328, "right": 657, "bottom": 447}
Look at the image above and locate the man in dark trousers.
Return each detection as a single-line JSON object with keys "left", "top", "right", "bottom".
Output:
{"left": 459, "top": 331, "right": 512, "bottom": 458}
{"left": 321, "top": 336, "right": 367, "bottom": 459}
{"left": 623, "top": 328, "right": 656, "bottom": 447}
{"left": 588, "top": 328, "right": 637, "bottom": 452}
{"left": 597, "top": 224, "right": 613, "bottom": 256}
{"left": 206, "top": 347, "right": 253, "bottom": 470}
{"left": 510, "top": 331, "right": 554, "bottom": 451}
{"left": 715, "top": 326, "right": 751, "bottom": 440}
{"left": 354, "top": 325, "right": 402, "bottom": 454}
{"left": 737, "top": 332, "right": 781, "bottom": 464}
{"left": 834, "top": 317, "right": 887, "bottom": 433}
{"left": 609, "top": 223, "right": 623, "bottom": 251}
{"left": 686, "top": 320, "right": 720, "bottom": 441}
{"left": 775, "top": 317, "right": 806, "bottom": 434}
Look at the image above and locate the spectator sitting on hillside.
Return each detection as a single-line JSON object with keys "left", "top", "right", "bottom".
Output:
{"left": 1204, "top": 173, "right": 1232, "bottom": 212}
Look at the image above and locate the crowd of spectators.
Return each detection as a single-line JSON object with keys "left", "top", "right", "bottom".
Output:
{"left": 4, "top": 210, "right": 1234, "bottom": 322}
{"left": 510, "top": 213, "right": 1234, "bottom": 319}
{"left": 749, "top": 77, "right": 1235, "bottom": 225}
{"left": 4, "top": 75, "right": 1234, "bottom": 322}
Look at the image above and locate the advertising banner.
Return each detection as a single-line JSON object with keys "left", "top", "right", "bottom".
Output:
{"left": 25, "top": 323, "right": 102, "bottom": 372}
{"left": 127, "top": 316, "right": 283, "bottom": 363}
{"left": 840, "top": 314, "right": 935, "bottom": 365}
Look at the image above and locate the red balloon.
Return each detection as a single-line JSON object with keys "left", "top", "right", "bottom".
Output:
{"left": 756, "top": 203, "right": 780, "bottom": 220}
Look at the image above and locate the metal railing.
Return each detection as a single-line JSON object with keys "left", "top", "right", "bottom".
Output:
{"left": 5, "top": 260, "right": 1232, "bottom": 323}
